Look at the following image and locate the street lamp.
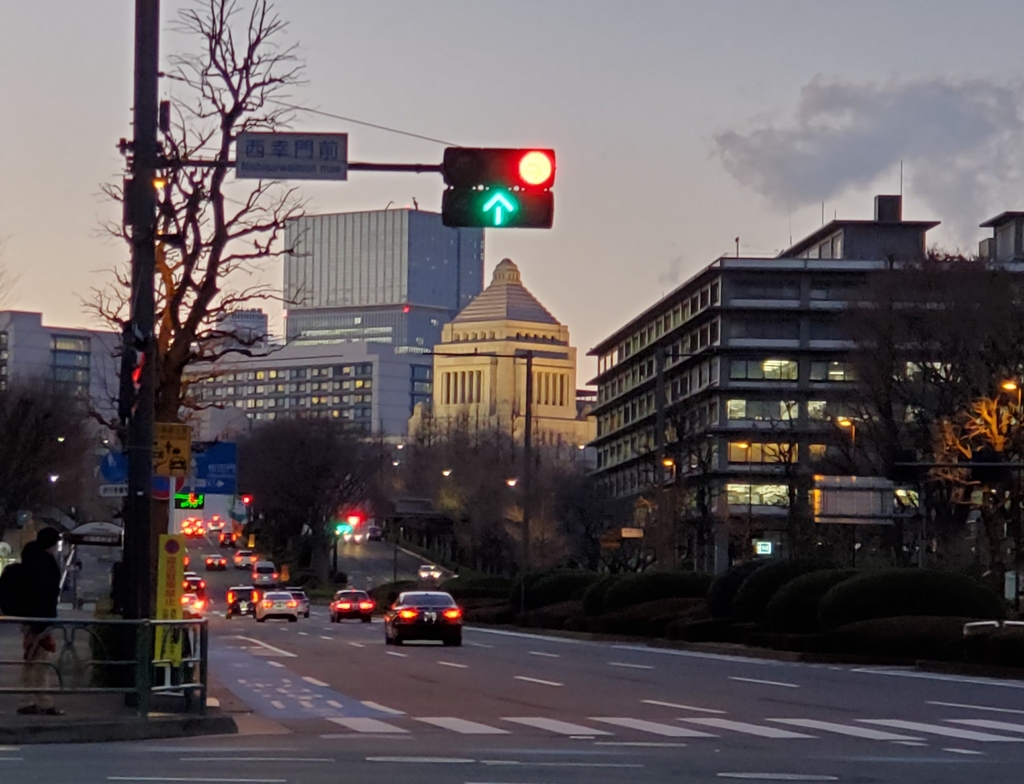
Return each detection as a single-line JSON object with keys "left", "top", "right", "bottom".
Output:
{"left": 56, "top": 436, "right": 66, "bottom": 444}
{"left": 1002, "top": 380, "right": 1023, "bottom": 609}
{"left": 48, "top": 474, "right": 59, "bottom": 484}
{"left": 442, "top": 469, "right": 453, "bottom": 478}
{"left": 505, "top": 478, "right": 518, "bottom": 488}
{"left": 837, "top": 417, "right": 856, "bottom": 449}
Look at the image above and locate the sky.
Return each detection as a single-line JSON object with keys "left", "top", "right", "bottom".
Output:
{"left": 4, "top": 0, "right": 1024, "bottom": 383}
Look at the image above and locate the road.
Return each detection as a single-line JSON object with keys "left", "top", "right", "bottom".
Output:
{"left": 9, "top": 538, "right": 1024, "bottom": 783}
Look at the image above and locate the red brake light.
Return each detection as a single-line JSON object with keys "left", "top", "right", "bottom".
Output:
{"left": 287, "top": 600, "right": 298, "bottom": 608}
{"left": 262, "top": 599, "right": 273, "bottom": 608}
{"left": 358, "top": 601, "right": 375, "bottom": 610}
{"left": 398, "top": 609, "right": 418, "bottom": 620}
{"left": 180, "top": 595, "right": 190, "bottom": 605}
{"left": 272, "top": 572, "right": 279, "bottom": 580}
{"left": 227, "top": 591, "right": 235, "bottom": 603}
{"left": 339, "top": 602, "right": 352, "bottom": 610}
{"left": 443, "top": 608, "right": 462, "bottom": 620}
{"left": 251, "top": 591, "right": 259, "bottom": 602}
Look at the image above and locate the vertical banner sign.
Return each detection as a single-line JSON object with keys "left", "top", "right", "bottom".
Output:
{"left": 154, "top": 534, "right": 186, "bottom": 666}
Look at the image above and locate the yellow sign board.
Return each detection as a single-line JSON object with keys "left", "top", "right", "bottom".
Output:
{"left": 154, "top": 534, "right": 186, "bottom": 665}
{"left": 154, "top": 422, "right": 191, "bottom": 477}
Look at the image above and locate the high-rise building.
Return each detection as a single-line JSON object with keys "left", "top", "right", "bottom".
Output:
{"left": 215, "top": 309, "right": 269, "bottom": 349}
{"left": 283, "top": 209, "right": 484, "bottom": 351}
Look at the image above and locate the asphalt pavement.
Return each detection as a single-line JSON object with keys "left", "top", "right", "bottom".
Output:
{"left": 8, "top": 537, "right": 1024, "bottom": 783}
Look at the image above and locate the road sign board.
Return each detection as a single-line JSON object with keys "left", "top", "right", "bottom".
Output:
{"left": 99, "top": 483, "right": 129, "bottom": 498}
{"left": 154, "top": 423, "right": 191, "bottom": 477}
{"left": 100, "top": 451, "right": 128, "bottom": 483}
{"left": 620, "top": 527, "right": 645, "bottom": 539}
{"left": 236, "top": 132, "right": 348, "bottom": 181}
{"left": 187, "top": 442, "right": 238, "bottom": 495}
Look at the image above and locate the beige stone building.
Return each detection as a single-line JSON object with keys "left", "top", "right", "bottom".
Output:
{"left": 410, "top": 259, "right": 595, "bottom": 446}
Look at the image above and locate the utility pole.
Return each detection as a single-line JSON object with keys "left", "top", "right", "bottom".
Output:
{"left": 123, "top": 0, "right": 160, "bottom": 620}
{"left": 520, "top": 354, "right": 536, "bottom": 573}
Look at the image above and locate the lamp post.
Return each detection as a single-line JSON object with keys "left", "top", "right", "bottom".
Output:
{"left": 836, "top": 417, "right": 856, "bottom": 450}
{"left": 1002, "top": 380, "right": 1022, "bottom": 610}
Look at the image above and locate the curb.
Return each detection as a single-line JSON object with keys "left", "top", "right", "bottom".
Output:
{"left": 0, "top": 713, "right": 238, "bottom": 745}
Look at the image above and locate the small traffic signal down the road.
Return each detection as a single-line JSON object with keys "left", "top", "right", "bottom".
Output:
{"left": 441, "top": 147, "right": 555, "bottom": 229}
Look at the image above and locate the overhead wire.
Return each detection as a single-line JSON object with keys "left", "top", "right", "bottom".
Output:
{"left": 269, "top": 101, "right": 457, "bottom": 146}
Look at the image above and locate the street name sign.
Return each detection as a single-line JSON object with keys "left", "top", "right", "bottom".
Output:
{"left": 99, "top": 483, "right": 129, "bottom": 498}
{"left": 236, "top": 132, "right": 348, "bottom": 181}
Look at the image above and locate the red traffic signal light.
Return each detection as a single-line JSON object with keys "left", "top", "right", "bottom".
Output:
{"left": 442, "top": 148, "right": 555, "bottom": 229}
{"left": 240, "top": 494, "right": 253, "bottom": 506}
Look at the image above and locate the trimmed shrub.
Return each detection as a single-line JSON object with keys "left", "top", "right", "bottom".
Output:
{"left": 603, "top": 571, "right": 712, "bottom": 612}
{"left": 522, "top": 570, "right": 600, "bottom": 611}
{"left": 707, "top": 561, "right": 764, "bottom": 618}
{"left": 824, "top": 615, "right": 971, "bottom": 661}
{"left": 582, "top": 575, "right": 623, "bottom": 616}
{"left": 665, "top": 617, "right": 731, "bottom": 642}
{"left": 464, "top": 603, "right": 515, "bottom": 625}
{"left": 508, "top": 571, "right": 553, "bottom": 613}
{"left": 441, "top": 576, "right": 514, "bottom": 601}
{"left": 590, "top": 597, "right": 706, "bottom": 637}
{"left": 765, "top": 569, "right": 856, "bottom": 633}
{"left": 732, "top": 559, "right": 826, "bottom": 623}
{"left": 818, "top": 570, "right": 1005, "bottom": 631}
{"left": 518, "top": 600, "right": 585, "bottom": 629}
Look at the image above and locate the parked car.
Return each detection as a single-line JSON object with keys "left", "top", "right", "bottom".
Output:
{"left": 251, "top": 560, "right": 279, "bottom": 587}
{"left": 384, "top": 591, "right": 462, "bottom": 646}
{"left": 330, "top": 590, "right": 375, "bottom": 623}
{"left": 287, "top": 587, "right": 311, "bottom": 618}
{"left": 255, "top": 591, "right": 299, "bottom": 623}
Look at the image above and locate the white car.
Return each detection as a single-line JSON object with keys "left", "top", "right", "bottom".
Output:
{"left": 418, "top": 564, "right": 442, "bottom": 581}
{"left": 255, "top": 591, "right": 299, "bottom": 623}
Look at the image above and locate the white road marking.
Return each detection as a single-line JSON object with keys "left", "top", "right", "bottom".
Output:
{"left": 349, "top": 642, "right": 365, "bottom": 648}
{"left": 768, "top": 719, "right": 923, "bottom": 741}
{"left": 893, "top": 741, "right": 928, "bottom": 747}
{"left": 327, "top": 700, "right": 343, "bottom": 709}
{"left": 595, "top": 741, "right": 687, "bottom": 747}
{"left": 467, "top": 642, "right": 493, "bottom": 648}
{"left": 320, "top": 636, "right": 333, "bottom": 641}
{"left": 362, "top": 701, "right": 406, "bottom": 715}
{"left": 366, "top": 756, "right": 472, "bottom": 763}
{"left": 608, "top": 661, "right": 654, "bottom": 670}
{"left": 467, "top": 628, "right": 581, "bottom": 645}
{"left": 513, "top": 676, "right": 562, "bottom": 687}
{"left": 182, "top": 758, "right": 334, "bottom": 763}
{"left": 438, "top": 660, "right": 468, "bottom": 669}
{"left": 416, "top": 717, "right": 509, "bottom": 734}
{"left": 300, "top": 700, "right": 314, "bottom": 709}
{"left": 234, "top": 637, "right": 296, "bottom": 658}
{"left": 716, "top": 775, "right": 837, "bottom": 782}
{"left": 266, "top": 661, "right": 284, "bottom": 669}
{"left": 944, "top": 748, "right": 984, "bottom": 755}
{"left": 859, "top": 720, "right": 1023, "bottom": 742}
{"left": 270, "top": 701, "right": 285, "bottom": 710}
{"left": 108, "top": 779, "right": 287, "bottom": 783}
{"left": 298, "top": 632, "right": 308, "bottom": 636}
{"left": 275, "top": 688, "right": 287, "bottom": 694}
{"left": 528, "top": 651, "right": 560, "bottom": 658}
{"left": 642, "top": 699, "right": 727, "bottom": 715}
{"left": 0, "top": 747, "right": 20, "bottom": 752}
{"left": 681, "top": 719, "right": 814, "bottom": 739}
{"left": 852, "top": 668, "right": 1024, "bottom": 689}
{"left": 481, "top": 762, "right": 643, "bottom": 769}
{"left": 205, "top": 697, "right": 220, "bottom": 708}
{"left": 386, "top": 651, "right": 408, "bottom": 658}
{"left": 328, "top": 717, "right": 408, "bottom": 734}
{"left": 590, "top": 717, "right": 715, "bottom": 737}
{"left": 932, "top": 702, "right": 1024, "bottom": 715}
{"left": 728, "top": 676, "right": 799, "bottom": 689}
{"left": 949, "top": 719, "right": 1024, "bottom": 734}
{"left": 503, "top": 718, "right": 611, "bottom": 736}
{"left": 302, "top": 676, "right": 329, "bottom": 687}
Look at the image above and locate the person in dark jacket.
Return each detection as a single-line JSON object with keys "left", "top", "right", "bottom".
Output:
{"left": 17, "top": 528, "right": 63, "bottom": 716}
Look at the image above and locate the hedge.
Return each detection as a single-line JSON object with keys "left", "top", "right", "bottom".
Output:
{"left": 582, "top": 575, "right": 623, "bottom": 616}
{"left": 508, "top": 571, "right": 553, "bottom": 613}
{"left": 764, "top": 569, "right": 856, "bottom": 633}
{"left": 511, "top": 570, "right": 600, "bottom": 612}
{"left": 441, "top": 576, "right": 514, "bottom": 600}
{"left": 369, "top": 580, "right": 417, "bottom": 607}
{"left": 823, "top": 615, "right": 972, "bottom": 661}
{"left": 732, "top": 559, "right": 826, "bottom": 623}
{"left": 707, "top": 561, "right": 764, "bottom": 618}
{"left": 818, "top": 570, "right": 1006, "bottom": 631}
{"left": 590, "top": 597, "right": 706, "bottom": 637}
{"left": 603, "top": 571, "right": 712, "bottom": 613}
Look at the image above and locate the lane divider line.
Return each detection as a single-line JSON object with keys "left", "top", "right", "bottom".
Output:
{"left": 513, "top": 675, "right": 563, "bottom": 687}
{"left": 728, "top": 676, "right": 799, "bottom": 689}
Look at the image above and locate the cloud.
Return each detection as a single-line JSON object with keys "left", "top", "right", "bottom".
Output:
{"left": 714, "top": 76, "right": 1024, "bottom": 242}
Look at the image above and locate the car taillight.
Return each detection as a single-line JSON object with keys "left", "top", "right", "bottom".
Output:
{"left": 272, "top": 572, "right": 279, "bottom": 580}
{"left": 287, "top": 600, "right": 297, "bottom": 608}
{"left": 359, "top": 601, "right": 374, "bottom": 610}
{"left": 200, "top": 580, "right": 206, "bottom": 588}
{"left": 339, "top": 602, "right": 352, "bottom": 610}
{"left": 180, "top": 595, "right": 190, "bottom": 605}
{"left": 398, "top": 609, "right": 418, "bottom": 620}
{"left": 443, "top": 608, "right": 462, "bottom": 620}
{"left": 262, "top": 600, "right": 273, "bottom": 608}
{"left": 251, "top": 591, "right": 259, "bottom": 602}
{"left": 194, "top": 599, "right": 206, "bottom": 610}
{"left": 227, "top": 592, "right": 235, "bottom": 603}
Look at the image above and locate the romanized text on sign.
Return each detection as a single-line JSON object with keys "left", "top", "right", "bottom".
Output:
{"left": 235, "top": 132, "right": 348, "bottom": 181}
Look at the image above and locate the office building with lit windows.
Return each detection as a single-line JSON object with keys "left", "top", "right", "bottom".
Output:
{"left": 283, "top": 208, "right": 484, "bottom": 351}
{"left": 588, "top": 195, "right": 938, "bottom": 567}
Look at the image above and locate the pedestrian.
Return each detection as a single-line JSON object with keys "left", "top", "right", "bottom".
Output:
{"left": 16, "top": 527, "right": 64, "bottom": 716}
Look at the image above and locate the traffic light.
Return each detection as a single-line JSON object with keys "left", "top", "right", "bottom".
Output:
{"left": 117, "top": 325, "right": 147, "bottom": 423}
{"left": 240, "top": 494, "right": 253, "bottom": 506}
{"left": 441, "top": 148, "right": 555, "bottom": 229}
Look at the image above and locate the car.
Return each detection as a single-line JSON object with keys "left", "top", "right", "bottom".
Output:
{"left": 225, "top": 585, "right": 259, "bottom": 619}
{"left": 384, "top": 591, "right": 462, "bottom": 646}
{"left": 256, "top": 591, "right": 299, "bottom": 623}
{"left": 251, "top": 560, "right": 279, "bottom": 587}
{"left": 330, "top": 590, "right": 375, "bottom": 623}
{"left": 418, "top": 564, "right": 443, "bottom": 581}
{"left": 219, "top": 531, "right": 240, "bottom": 548}
{"left": 286, "top": 587, "right": 311, "bottom": 618}
{"left": 181, "top": 518, "right": 206, "bottom": 538}
{"left": 180, "top": 592, "right": 207, "bottom": 619}
{"left": 205, "top": 554, "right": 227, "bottom": 571}
{"left": 366, "top": 525, "right": 383, "bottom": 541}
{"left": 183, "top": 575, "right": 208, "bottom": 598}
{"left": 206, "top": 514, "right": 226, "bottom": 532}
{"left": 341, "top": 530, "right": 354, "bottom": 544}
{"left": 233, "top": 549, "right": 254, "bottom": 569}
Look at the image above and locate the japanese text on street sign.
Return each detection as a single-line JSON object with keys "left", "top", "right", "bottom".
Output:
{"left": 154, "top": 534, "right": 186, "bottom": 666}
{"left": 235, "top": 132, "right": 348, "bottom": 181}
{"left": 153, "top": 422, "right": 191, "bottom": 477}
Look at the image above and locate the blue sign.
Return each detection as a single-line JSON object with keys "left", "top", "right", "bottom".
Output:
{"left": 100, "top": 451, "right": 128, "bottom": 484}
{"left": 188, "top": 442, "right": 237, "bottom": 495}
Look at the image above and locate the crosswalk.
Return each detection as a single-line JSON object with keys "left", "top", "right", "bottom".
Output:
{"left": 320, "top": 713, "right": 1024, "bottom": 746}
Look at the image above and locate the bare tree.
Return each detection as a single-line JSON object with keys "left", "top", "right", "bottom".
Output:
{"left": 90, "top": 0, "right": 304, "bottom": 424}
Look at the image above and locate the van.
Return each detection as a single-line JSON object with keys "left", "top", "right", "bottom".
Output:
{"left": 252, "top": 560, "right": 279, "bottom": 587}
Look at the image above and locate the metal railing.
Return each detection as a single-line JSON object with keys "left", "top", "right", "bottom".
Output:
{"left": 0, "top": 616, "right": 207, "bottom": 716}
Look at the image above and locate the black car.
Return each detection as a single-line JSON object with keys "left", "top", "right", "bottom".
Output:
{"left": 225, "top": 585, "right": 259, "bottom": 619}
{"left": 366, "top": 525, "right": 383, "bottom": 541}
{"left": 330, "top": 590, "right": 375, "bottom": 623}
{"left": 384, "top": 591, "right": 462, "bottom": 646}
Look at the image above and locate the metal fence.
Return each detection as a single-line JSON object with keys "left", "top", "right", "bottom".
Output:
{"left": 0, "top": 616, "right": 207, "bottom": 716}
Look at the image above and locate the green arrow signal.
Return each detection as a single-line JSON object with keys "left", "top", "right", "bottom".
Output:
{"left": 482, "top": 191, "right": 517, "bottom": 226}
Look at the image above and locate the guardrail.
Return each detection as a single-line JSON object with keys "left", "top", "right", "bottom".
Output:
{"left": 0, "top": 616, "right": 207, "bottom": 716}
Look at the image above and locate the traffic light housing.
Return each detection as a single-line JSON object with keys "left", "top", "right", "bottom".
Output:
{"left": 240, "top": 494, "right": 253, "bottom": 506}
{"left": 441, "top": 148, "right": 555, "bottom": 229}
